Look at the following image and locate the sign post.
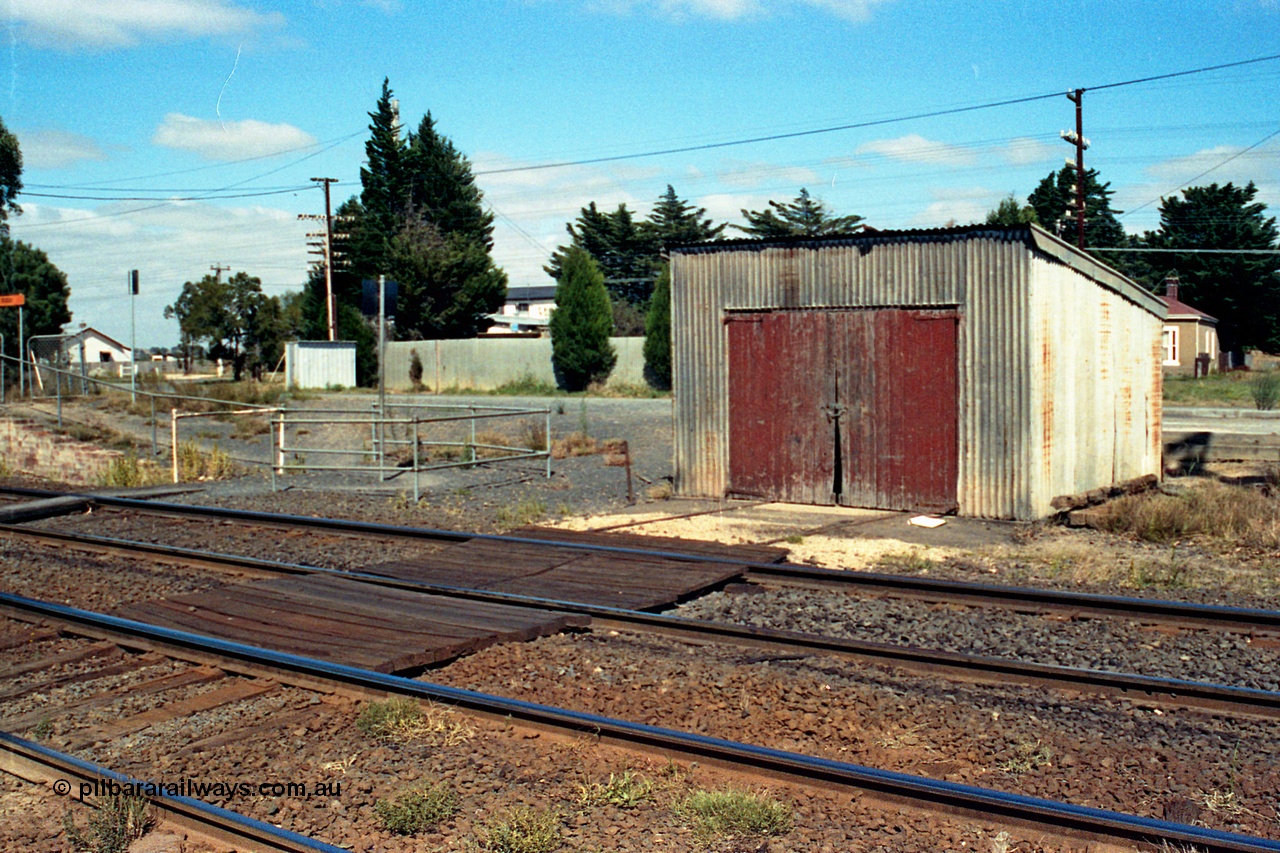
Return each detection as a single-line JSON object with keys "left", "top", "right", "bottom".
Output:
{"left": 0, "top": 293, "right": 24, "bottom": 399}
{"left": 129, "top": 270, "right": 139, "bottom": 402}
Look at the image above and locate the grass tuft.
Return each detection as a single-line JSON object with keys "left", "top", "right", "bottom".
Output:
{"left": 1099, "top": 482, "right": 1280, "bottom": 549}
{"left": 355, "top": 698, "right": 474, "bottom": 746}
{"left": 1250, "top": 372, "right": 1280, "bottom": 411}
{"left": 96, "top": 452, "right": 166, "bottom": 488}
{"left": 577, "top": 770, "right": 654, "bottom": 809}
{"left": 495, "top": 497, "right": 547, "bottom": 529}
{"left": 998, "top": 739, "right": 1053, "bottom": 776}
{"left": 550, "top": 431, "right": 598, "bottom": 459}
{"left": 673, "top": 787, "right": 792, "bottom": 841}
{"left": 63, "top": 792, "right": 154, "bottom": 853}
{"left": 373, "top": 782, "right": 458, "bottom": 835}
{"left": 176, "top": 441, "right": 235, "bottom": 481}
{"left": 481, "top": 805, "right": 562, "bottom": 853}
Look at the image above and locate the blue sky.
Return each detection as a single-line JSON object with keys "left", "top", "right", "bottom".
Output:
{"left": 8, "top": 0, "right": 1280, "bottom": 347}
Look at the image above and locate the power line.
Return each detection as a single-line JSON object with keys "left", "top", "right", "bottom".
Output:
{"left": 1088, "top": 247, "right": 1280, "bottom": 254}
{"left": 474, "top": 53, "right": 1280, "bottom": 177}
{"left": 1119, "top": 126, "right": 1280, "bottom": 219}
{"left": 23, "top": 186, "right": 313, "bottom": 202}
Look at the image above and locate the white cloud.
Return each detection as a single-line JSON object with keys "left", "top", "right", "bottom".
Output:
{"left": 1144, "top": 144, "right": 1278, "bottom": 185}
{"left": 999, "top": 137, "right": 1059, "bottom": 167}
{"left": 857, "top": 134, "right": 977, "bottom": 167}
{"left": 715, "top": 160, "right": 820, "bottom": 189}
{"left": 585, "top": 0, "right": 891, "bottom": 21}
{"left": 12, "top": 200, "right": 308, "bottom": 346}
{"left": 907, "top": 186, "right": 998, "bottom": 228}
{"left": 8, "top": 0, "right": 283, "bottom": 48}
{"left": 17, "top": 129, "right": 107, "bottom": 170}
{"left": 153, "top": 114, "right": 316, "bottom": 162}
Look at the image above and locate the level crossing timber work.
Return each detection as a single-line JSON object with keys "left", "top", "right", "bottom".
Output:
{"left": 4, "top": 591, "right": 1280, "bottom": 853}
{"left": 3, "top": 509, "right": 1280, "bottom": 720}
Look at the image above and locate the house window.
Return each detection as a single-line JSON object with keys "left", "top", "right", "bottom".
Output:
{"left": 1162, "top": 326, "right": 1179, "bottom": 366}
{"left": 100, "top": 352, "right": 113, "bottom": 362}
{"left": 517, "top": 302, "right": 529, "bottom": 312}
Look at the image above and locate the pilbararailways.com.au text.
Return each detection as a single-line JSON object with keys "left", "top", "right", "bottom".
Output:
{"left": 59, "top": 777, "right": 342, "bottom": 802}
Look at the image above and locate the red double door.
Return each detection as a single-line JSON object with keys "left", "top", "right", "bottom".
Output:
{"left": 727, "top": 308, "right": 958, "bottom": 512}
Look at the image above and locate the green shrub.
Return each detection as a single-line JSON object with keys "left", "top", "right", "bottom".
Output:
{"left": 578, "top": 770, "right": 653, "bottom": 808}
{"left": 1251, "top": 372, "right": 1280, "bottom": 411}
{"left": 642, "top": 263, "right": 672, "bottom": 390}
{"left": 481, "top": 806, "right": 561, "bottom": 853}
{"left": 63, "top": 792, "right": 154, "bottom": 853}
{"left": 374, "top": 782, "right": 458, "bottom": 835}
{"left": 549, "top": 247, "right": 616, "bottom": 391}
{"left": 674, "top": 788, "right": 792, "bottom": 840}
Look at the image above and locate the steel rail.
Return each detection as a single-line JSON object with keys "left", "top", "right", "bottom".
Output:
{"left": 2, "top": 591, "right": 1278, "bottom": 853}
{"left": 0, "top": 731, "right": 347, "bottom": 853}
{"left": 5, "top": 523, "right": 1280, "bottom": 719}
{"left": 3, "top": 486, "right": 1280, "bottom": 632}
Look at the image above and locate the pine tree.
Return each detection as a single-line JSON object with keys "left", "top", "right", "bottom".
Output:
{"left": 325, "top": 82, "right": 507, "bottom": 346}
{"left": 1139, "top": 182, "right": 1280, "bottom": 355}
{"left": 643, "top": 263, "right": 672, "bottom": 390}
{"left": 545, "top": 203, "right": 660, "bottom": 305}
{"left": 984, "top": 194, "right": 1039, "bottom": 226}
{"left": 550, "top": 246, "right": 616, "bottom": 391}
{"left": 1027, "top": 166, "right": 1126, "bottom": 249}
{"left": 404, "top": 112, "right": 494, "bottom": 248}
{"left": 0, "top": 116, "right": 21, "bottom": 232}
{"left": 735, "top": 188, "right": 863, "bottom": 237}
{"left": 649, "top": 185, "right": 725, "bottom": 247}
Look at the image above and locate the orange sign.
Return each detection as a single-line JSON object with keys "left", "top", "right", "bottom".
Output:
{"left": 0, "top": 293, "right": 24, "bottom": 307}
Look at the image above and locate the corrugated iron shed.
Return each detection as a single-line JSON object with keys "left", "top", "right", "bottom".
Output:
{"left": 669, "top": 224, "right": 1165, "bottom": 520}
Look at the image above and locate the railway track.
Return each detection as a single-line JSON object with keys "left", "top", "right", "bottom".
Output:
{"left": 3, "top": 485, "right": 1278, "bottom": 634}
{"left": 4, "top": 591, "right": 1280, "bottom": 853}
{"left": 5, "top": 521, "right": 1280, "bottom": 719}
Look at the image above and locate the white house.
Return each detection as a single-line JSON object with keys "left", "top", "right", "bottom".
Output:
{"left": 60, "top": 327, "right": 136, "bottom": 365}
{"left": 486, "top": 285, "right": 556, "bottom": 335}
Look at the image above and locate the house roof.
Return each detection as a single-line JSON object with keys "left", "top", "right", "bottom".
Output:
{"left": 64, "top": 327, "right": 131, "bottom": 351}
{"left": 1158, "top": 294, "right": 1218, "bottom": 324}
{"left": 506, "top": 285, "right": 557, "bottom": 302}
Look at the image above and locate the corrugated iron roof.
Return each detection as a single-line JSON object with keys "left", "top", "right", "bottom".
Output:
{"left": 669, "top": 223, "right": 1167, "bottom": 320}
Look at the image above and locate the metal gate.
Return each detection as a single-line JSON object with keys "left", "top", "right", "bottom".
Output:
{"left": 727, "top": 308, "right": 958, "bottom": 512}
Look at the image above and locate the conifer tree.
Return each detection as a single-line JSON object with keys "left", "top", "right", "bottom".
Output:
{"left": 404, "top": 112, "right": 494, "bottom": 248}
{"left": 1027, "top": 166, "right": 1125, "bottom": 249}
{"left": 643, "top": 263, "right": 672, "bottom": 389}
{"left": 735, "top": 188, "right": 863, "bottom": 237}
{"left": 550, "top": 246, "right": 616, "bottom": 391}
{"left": 649, "top": 185, "right": 725, "bottom": 246}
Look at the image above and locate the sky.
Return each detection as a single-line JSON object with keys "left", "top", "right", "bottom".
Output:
{"left": 7, "top": 0, "right": 1280, "bottom": 348}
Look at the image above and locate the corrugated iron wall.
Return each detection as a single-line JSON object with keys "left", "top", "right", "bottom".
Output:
{"left": 1028, "top": 259, "right": 1163, "bottom": 516}
{"left": 671, "top": 229, "right": 1161, "bottom": 520}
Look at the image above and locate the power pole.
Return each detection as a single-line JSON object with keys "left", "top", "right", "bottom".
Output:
{"left": 311, "top": 177, "right": 338, "bottom": 341}
{"left": 1060, "top": 89, "right": 1090, "bottom": 249}
{"left": 209, "top": 263, "right": 231, "bottom": 283}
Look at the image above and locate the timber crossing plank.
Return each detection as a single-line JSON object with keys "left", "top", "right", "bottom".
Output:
{"left": 111, "top": 574, "right": 586, "bottom": 673}
{"left": 368, "top": 527, "right": 784, "bottom": 610}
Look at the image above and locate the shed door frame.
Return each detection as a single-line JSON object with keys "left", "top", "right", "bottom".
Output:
{"left": 726, "top": 307, "right": 959, "bottom": 512}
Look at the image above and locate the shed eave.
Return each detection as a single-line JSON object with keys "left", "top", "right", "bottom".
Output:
{"left": 1026, "top": 224, "right": 1167, "bottom": 319}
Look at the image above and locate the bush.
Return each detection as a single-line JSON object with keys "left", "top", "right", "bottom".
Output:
{"left": 481, "top": 806, "right": 561, "bottom": 853}
{"left": 97, "top": 452, "right": 167, "bottom": 488}
{"left": 550, "top": 247, "right": 616, "bottom": 391}
{"left": 409, "top": 349, "right": 425, "bottom": 391}
{"left": 374, "top": 782, "right": 458, "bottom": 835}
{"left": 1251, "top": 372, "right": 1280, "bottom": 410}
{"left": 63, "top": 792, "right": 154, "bottom": 853}
{"left": 642, "top": 263, "right": 672, "bottom": 390}
{"left": 674, "top": 788, "right": 792, "bottom": 840}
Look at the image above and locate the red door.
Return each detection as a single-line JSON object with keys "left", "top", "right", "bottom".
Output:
{"left": 727, "top": 309, "right": 958, "bottom": 512}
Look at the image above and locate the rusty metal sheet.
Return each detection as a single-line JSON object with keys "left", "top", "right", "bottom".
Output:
{"left": 727, "top": 312, "right": 834, "bottom": 504}
{"left": 727, "top": 309, "right": 957, "bottom": 512}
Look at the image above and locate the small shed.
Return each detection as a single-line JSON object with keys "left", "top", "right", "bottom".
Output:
{"left": 1157, "top": 274, "right": 1219, "bottom": 375}
{"left": 669, "top": 224, "right": 1166, "bottom": 520}
{"left": 285, "top": 341, "right": 357, "bottom": 389}
{"left": 62, "top": 327, "right": 133, "bottom": 364}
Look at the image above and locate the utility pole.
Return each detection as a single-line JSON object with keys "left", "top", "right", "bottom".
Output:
{"left": 209, "top": 263, "right": 230, "bottom": 283}
{"left": 1060, "top": 89, "right": 1090, "bottom": 249}
{"left": 311, "top": 177, "right": 338, "bottom": 341}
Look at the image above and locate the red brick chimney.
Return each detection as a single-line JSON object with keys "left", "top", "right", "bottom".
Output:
{"left": 1164, "top": 273, "right": 1180, "bottom": 302}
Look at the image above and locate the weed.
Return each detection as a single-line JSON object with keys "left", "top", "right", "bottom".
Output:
{"left": 492, "top": 375, "right": 560, "bottom": 396}
{"left": 481, "top": 805, "right": 562, "bottom": 853}
{"left": 63, "top": 791, "right": 154, "bottom": 853}
{"left": 97, "top": 452, "right": 165, "bottom": 488}
{"left": 496, "top": 497, "right": 546, "bottom": 528}
{"left": 645, "top": 481, "right": 673, "bottom": 500}
{"left": 1201, "top": 788, "right": 1248, "bottom": 816}
{"left": 1100, "top": 482, "right": 1280, "bottom": 550}
{"left": 176, "top": 441, "right": 235, "bottom": 481}
{"left": 578, "top": 770, "right": 654, "bottom": 809}
{"left": 1251, "top": 372, "right": 1280, "bottom": 411}
{"left": 784, "top": 533, "right": 805, "bottom": 545}
{"left": 409, "top": 349, "right": 425, "bottom": 392}
{"left": 520, "top": 418, "right": 548, "bottom": 452}
{"left": 991, "top": 830, "right": 1017, "bottom": 853}
{"left": 577, "top": 400, "right": 589, "bottom": 436}
{"left": 550, "top": 431, "right": 598, "bottom": 459}
{"left": 32, "top": 717, "right": 53, "bottom": 740}
{"left": 998, "top": 739, "right": 1053, "bottom": 776}
{"left": 875, "top": 550, "right": 936, "bottom": 573}
{"left": 355, "top": 698, "right": 474, "bottom": 746}
{"left": 673, "top": 787, "right": 792, "bottom": 841}
{"left": 373, "top": 781, "right": 458, "bottom": 835}
{"left": 0, "top": 456, "right": 10, "bottom": 478}
{"left": 873, "top": 722, "right": 928, "bottom": 750}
